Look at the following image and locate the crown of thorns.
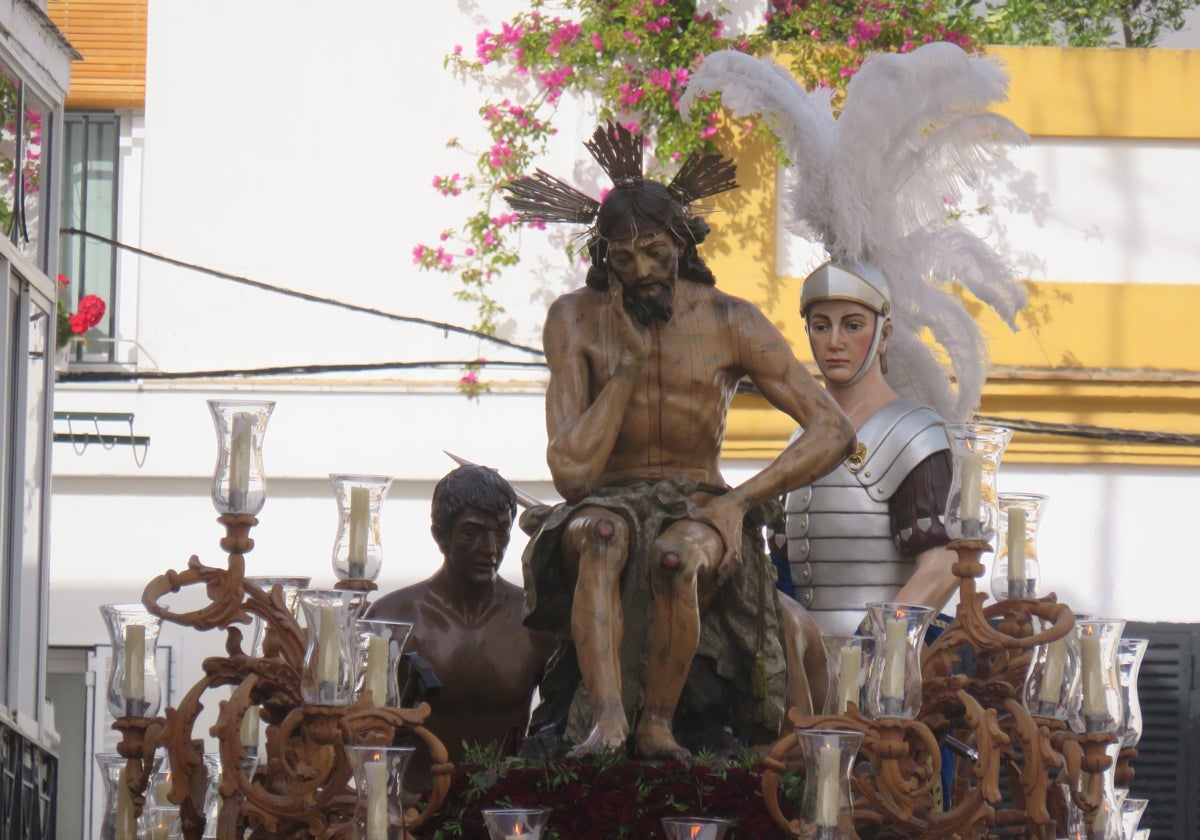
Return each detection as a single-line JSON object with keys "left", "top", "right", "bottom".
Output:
{"left": 502, "top": 122, "right": 738, "bottom": 230}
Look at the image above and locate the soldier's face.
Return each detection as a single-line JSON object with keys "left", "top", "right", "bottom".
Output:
{"left": 606, "top": 230, "right": 680, "bottom": 325}
{"left": 434, "top": 507, "right": 512, "bottom": 586}
{"left": 806, "top": 300, "right": 879, "bottom": 386}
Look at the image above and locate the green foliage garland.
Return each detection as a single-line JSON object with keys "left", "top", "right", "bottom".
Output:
{"left": 419, "top": 748, "right": 803, "bottom": 839}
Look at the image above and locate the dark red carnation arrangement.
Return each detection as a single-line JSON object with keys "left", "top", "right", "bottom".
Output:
{"left": 418, "top": 752, "right": 802, "bottom": 839}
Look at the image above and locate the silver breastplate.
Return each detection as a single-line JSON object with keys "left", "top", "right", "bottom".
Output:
{"left": 784, "top": 399, "right": 948, "bottom": 634}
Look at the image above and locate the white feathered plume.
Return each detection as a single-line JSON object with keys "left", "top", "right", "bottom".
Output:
{"left": 680, "top": 43, "right": 1029, "bottom": 422}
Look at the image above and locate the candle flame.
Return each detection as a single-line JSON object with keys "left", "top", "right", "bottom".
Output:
{"left": 514, "top": 826, "right": 523, "bottom": 836}
{"left": 690, "top": 827, "right": 700, "bottom": 839}
{"left": 372, "top": 751, "right": 382, "bottom": 762}
{"left": 895, "top": 609, "right": 905, "bottom": 619}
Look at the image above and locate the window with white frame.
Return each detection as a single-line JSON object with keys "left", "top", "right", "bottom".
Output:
{"left": 0, "top": 57, "right": 53, "bottom": 265}
{"left": 1, "top": 258, "right": 56, "bottom": 735}
{"left": 59, "top": 112, "right": 120, "bottom": 364}
{"left": 0, "top": 43, "right": 63, "bottom": 741}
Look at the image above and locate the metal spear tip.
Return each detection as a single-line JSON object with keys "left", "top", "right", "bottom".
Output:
{"left": 443, "top": 450, "right": 470, "bottom": 468}
{"left": 441, "top": 451, "right": 544, "bottom": 509}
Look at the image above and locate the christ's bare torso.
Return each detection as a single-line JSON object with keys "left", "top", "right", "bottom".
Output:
{"left": 547, "top": 280, "right": 751, "bottom": 489}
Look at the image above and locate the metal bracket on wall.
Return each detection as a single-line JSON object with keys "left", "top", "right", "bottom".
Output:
{"left": 52, "top": 411, "right": 149, "bottom": 466}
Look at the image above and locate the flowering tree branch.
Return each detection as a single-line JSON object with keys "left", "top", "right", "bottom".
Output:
{"left": 416, "top": 0, "right": 1192, "bottom": 397}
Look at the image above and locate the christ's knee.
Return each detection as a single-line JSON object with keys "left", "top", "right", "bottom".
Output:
{"left": 651, "top": 520, "right": 717, "bottom": 593}
{"left": 565, "top": 509, "right": 629, "bottom": 577}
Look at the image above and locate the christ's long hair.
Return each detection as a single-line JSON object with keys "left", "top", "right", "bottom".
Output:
{"left": 584, "top": 181, "right": 717, "bottom": 291}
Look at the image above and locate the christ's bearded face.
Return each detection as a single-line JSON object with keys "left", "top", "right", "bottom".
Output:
{"left": 605, "top": 230, "right": 680, "bottom": 325}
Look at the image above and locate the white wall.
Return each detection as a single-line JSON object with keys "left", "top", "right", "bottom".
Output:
{"left": 986, "top": 139, "right": 1200, "bottom": 285}
{"left": 131, "top": 0, "right": 592, "bottom": 373}
{"left": 779, "top": 137, "right": 1200, "bottom": 286}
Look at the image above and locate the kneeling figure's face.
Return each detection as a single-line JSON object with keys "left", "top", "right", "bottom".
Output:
{"left": 436, "top": 507, "right": 513, "bottom": 586}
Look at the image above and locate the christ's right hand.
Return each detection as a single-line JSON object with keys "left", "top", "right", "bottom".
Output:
{"left": 608, "top": 279, "right": 648, "bottom": 372}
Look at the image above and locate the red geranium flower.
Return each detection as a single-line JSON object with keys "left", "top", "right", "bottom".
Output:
{"left": 69, "top": 294, "right": 106, "bottom": 334}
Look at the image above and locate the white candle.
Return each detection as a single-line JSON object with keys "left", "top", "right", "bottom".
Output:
{"left": 153, "top": 774, "right": 172, "bottom": 806}
{"left": 364, "top": 634, "right": 388, "bottom": 706}
{"left": 124, "top": 624, "right": 145, "bottom": 707}
{"left": 816, "top": 741, "right": 841, "bottom": 827}
{"left": 150, "top": 821, "right": 169, "bottom": 840}
{"left": 228, "top": 412, "right": 253, "bottom": 504}
{"left": 960, "top": 452, "right": 983, "bottom": 522}
{"left": 317, "top": 605, "right": 341, "bottom": 685}
{"left": 1039, "top": 638, "right": 1067, "bottom": 704}
{"left": 241, "top": 705, "right": 260, "bottom": 748}
{"left": 115, "top": 766, "right": 135, "bottom": 840}
{"left": 837, "top": 645, "right": 862, "bottom": 714}
{"left": 364, "top": 759, "right": 388, "bottom": 840}
{"left": 1006, "top": 507, "right": 1027, "bottom": 582}
{"left": 1080, "top": 626, "right": 1105, "bottom": 717}
{"left": 348, "top": 485, "right": 370, "bottom": 573}
{"left": 1092, "top": 779, "right": 1109, "bottom": 833}
{"left": 882, "top": 617, "right": 907, "bottom": 700}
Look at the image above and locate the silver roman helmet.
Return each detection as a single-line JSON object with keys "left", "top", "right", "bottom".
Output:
{"left": 801, "top": 260, "right": 892, "bottom": 387}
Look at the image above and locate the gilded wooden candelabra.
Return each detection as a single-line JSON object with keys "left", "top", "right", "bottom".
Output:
{"left": 762, "top": 540, "right": 1120, "bottom": 839}
{"left": 112, "top": 513, "right": 451, "bottom": 840}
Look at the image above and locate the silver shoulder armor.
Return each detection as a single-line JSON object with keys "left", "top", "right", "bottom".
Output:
{"left": 849, "top": 399, "right": 948, "bottom": 501}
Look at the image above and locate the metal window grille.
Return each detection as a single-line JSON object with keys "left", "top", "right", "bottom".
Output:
{"left": 0, "top": 718, "right": 58, "bottom": 840}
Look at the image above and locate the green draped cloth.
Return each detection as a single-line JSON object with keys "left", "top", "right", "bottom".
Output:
{"left": 521, "top": 476, "right": 786, "bottom": 749}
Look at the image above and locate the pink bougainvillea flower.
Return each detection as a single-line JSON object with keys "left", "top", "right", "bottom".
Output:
{"left": 547, "top": 20, "right": 581, "bottom": 55}
{"left": 498, "top": 20, "right": 524, "bottom": 46}
{"left": 488, "top": 141, "right": 515, "bottom": 169}
{"left": 855, "top": 18, "right": 882, "bottom": 41}
{"left": 475, "top": 30, "right": 496, "bottom": 63}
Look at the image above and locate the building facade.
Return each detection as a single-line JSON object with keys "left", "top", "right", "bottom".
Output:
{"left": 42, "top": 2, "right": 1200, "bottom": 838}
